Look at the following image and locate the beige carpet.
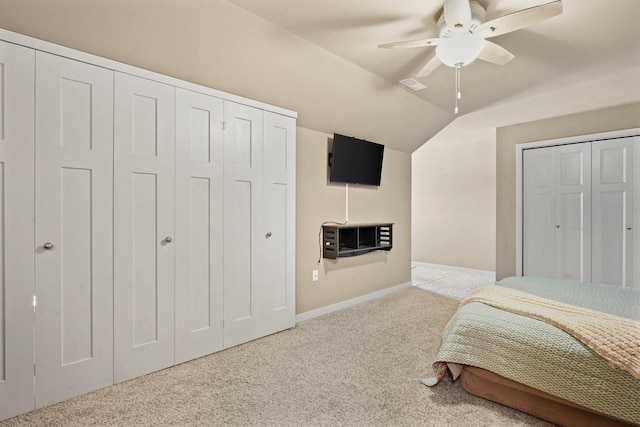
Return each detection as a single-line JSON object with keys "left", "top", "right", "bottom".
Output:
{"left": 2, "top": 288, "right": 553, "bottom": 426}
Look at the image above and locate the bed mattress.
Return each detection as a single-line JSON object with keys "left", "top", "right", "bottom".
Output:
{"left": 426, "top": 276, "right": 640, "bottom": 425}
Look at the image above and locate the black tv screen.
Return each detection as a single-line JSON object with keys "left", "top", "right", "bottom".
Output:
{"left": 330, "top": 134, "right": 384, "bottom": 186}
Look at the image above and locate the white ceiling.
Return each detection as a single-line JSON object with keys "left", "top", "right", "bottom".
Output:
{"left": 228, "top": 0, "right": 640, "bottom": 148}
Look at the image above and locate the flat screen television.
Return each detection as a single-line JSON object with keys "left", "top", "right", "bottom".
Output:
{"left": 330, "top": 134, "right": 384, "bottom": 186}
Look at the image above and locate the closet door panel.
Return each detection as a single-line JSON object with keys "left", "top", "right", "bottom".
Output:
{"left": 262, "top": 112, "right": 296, "bottom": 335}
{"left": 0, "top": 41, "right": 35, "bottom": 421}
{"left": 523, "top": 147, "right": 556, "bottom": 278}
{"left": 557, "top": 192, "right": 585, "bottom": 279}
{"left": 555, "top": 143, "right": 591, "bottom": 282}
{"left": 175, "top": 89, "right": 224, "bottom": 363}
{"left": 131, "top": 173, "right": 160, "bottom": 346}
{"left": 223, "top": 102, "right": 263, "bottom": 348}
{"left": 114, "top": 73, "right": 175, "bottom": 382}
{"left": 34, "top": 52, "right": 114, "bottom": 407}
{"left": 592, "top": 138, "right": 633, "bottom": 286}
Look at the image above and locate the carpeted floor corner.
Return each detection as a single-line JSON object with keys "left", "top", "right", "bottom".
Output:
{"left": 412, "top": 263, "right": 496, "bottom": 300}
{"left": 1, "top": 288, "right": 553, "bottom": 426}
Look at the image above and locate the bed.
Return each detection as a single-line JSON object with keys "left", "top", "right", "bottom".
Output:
{"left": 423, "top": 276, "right": 640, "bottom": 427}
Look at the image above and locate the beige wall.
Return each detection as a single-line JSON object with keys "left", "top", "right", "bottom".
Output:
{"left": 297, "top": 127, "right": 411, "bottom": 314}
{"left": 496, "top": 102, "right": 640, "bottom": 279}
{"left": 412, "top": 136, "right": 496, "bottom": 271}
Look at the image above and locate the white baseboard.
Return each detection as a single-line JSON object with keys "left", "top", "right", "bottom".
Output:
{"left": 295, "top": 281, "right": 412, "bottom": 323}
{"left": 411, "top": 261, "right": 495, "bottom": 277}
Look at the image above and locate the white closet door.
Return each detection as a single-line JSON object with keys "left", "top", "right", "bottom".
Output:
{"left": 592, "top": 138, "right": 633, "bottom": 286}
{"left": 175, "top": 89, "right": 224, "bottom": 363}
{"left": 555, "top": 143, "right": 591, "bottom": 282}
{"left": 0, "top": 41, "right": 35, "bottom": 421}
{"left": 34, "top": 52, "right": 114, "bottom": 407}
{"left": 262, "top": 112, "right": 296, "bottom": 335}
{"left": 223, "top": 102, "right": 264, "bottom": 348}
{"left": 523, "top": 146, "right": 556, "bottom": 278}
{"left": 114, "top": 73, "right": 175, "bottom": 382}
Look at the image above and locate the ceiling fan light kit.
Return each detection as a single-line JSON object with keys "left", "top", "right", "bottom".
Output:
{"left": 378, "top": 0, "right": 563, "bottom": 114}
{"left": 435, "top": 32, "right": 485, "bottom": 67}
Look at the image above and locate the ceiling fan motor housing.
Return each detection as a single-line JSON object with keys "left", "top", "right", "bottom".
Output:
{"left": 438, "top": 0, "right": 487, "bottom": 37}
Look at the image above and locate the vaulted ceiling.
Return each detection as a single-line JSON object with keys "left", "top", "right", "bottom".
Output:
{"left": 0, "top": 0, "right": 638, "bottom": 152}
{"left": 228, "top": 0, "right": 640, "bottom": 147}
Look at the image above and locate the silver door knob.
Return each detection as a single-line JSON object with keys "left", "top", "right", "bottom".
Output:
{"left": 43, "top": 242, "right": 54, "bottom": 250}
{"left": 164, "top": 237, "right": 172, "bottom": 243}
{"left": 265, "top": 232, "right": 272, "bottom": 238}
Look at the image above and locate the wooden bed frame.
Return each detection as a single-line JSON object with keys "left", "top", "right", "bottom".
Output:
{"left": 459, "top": 366, "right": 638, "bottom": 427}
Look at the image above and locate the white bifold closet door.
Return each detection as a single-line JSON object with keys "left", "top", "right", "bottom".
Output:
{"left": 554, "top": 143, "right": 591, "bottom": 281}
{"left": 522, "top": 146, "right": 557, "bottom": 279}
{"left": 262, "top": 112, "right": 296, "bottom": 335}
{"left": 592, "top": 138, "right": 633, "bottom": 287}
{"left": 34, "top": 52, "right": 114, "bottom": 407}
{"left": 223, "top": 102, "right": 264, "bottom": 348}
{"left": 175, "top": 88, "right": 224, "bottom": 364}
{"left": 523, "top": 142, "right": 591, "bottom": 281}
{"left": 114, "top": 73, "right": 175, "bottom": 382}
{"left": 0, "top": 41, "right": 35, "bottom": 421}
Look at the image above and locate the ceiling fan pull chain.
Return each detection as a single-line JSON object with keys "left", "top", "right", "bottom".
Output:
{"left": 454, "top": 63, "right": 462, "bottom": 114}
{"left": 454, "top": 66, "right": 458, "bottom": 114}
{"left": 457, "top": 64, "right": 462, "bottom": 99}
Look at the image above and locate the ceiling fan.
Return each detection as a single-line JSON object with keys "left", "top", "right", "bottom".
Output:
{"left": 379, "top": 0, "right": 563, "bottom": 113}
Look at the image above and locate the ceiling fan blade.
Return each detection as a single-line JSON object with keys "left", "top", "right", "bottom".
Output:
{"left": 444, "top": 0, "right": 472, "bottom": 29}
{"left": 480, "top": 0, "right": 563, "bottom": 38}
{"left": 478, "top": 41, "right": 515, "bottom": 65}
{"left": 416, "top": 55, "right": 443, "bottom": 78}
{"left": 378, "top": 38, "right": 440, "bottom": 49}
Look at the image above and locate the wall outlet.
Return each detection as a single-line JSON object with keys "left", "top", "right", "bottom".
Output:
{"left": 312, "top": 269, "right": 319, "bottom": 282}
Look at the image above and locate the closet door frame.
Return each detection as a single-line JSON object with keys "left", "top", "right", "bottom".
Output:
{"left": 516, "top": 128, "right": 640, "bottom": 278}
